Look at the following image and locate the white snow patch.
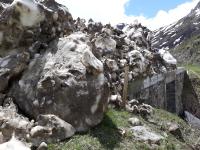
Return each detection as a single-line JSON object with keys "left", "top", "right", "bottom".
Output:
{"left": 171, "top": 33, "right": 176, "bottom": 38}
{"left": 193, "top": 22, "right": 200, "bottom": 25}
{"left": 175, "top": 22, "right": 183, "bottom": 28}
{"left": 167, "top": 30, "right": 175, "bottom": 35}
{"left": 195, "top": 8, "right": 200, "bottom": 16}
{"left": 152, "top": 40, "right": 158, "bottom": 45}
{"left": 163, "top": 22, "right": 176, "bottom": 32}
{"left": 160, "top": 41, "right": 168, "bottom": 47}
{"left": 164, "top": 46, "right": 169, "bottom": 50}
{"left": 173, "top": 36, "right": 182, "bottom": 45}
{"left": 154, "top": 31, "right": 161, "bottom": 37}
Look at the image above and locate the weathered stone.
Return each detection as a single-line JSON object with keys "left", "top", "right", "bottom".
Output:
{"left": 128, "top": 117, "right": 142, "bottom": 126}
{"left": 138, "top": 104, "right": 153, "bottom": 117}
{"left": 0, "top": 0, "right": 74, "bottom": 53}
{"left": 128, "top": 99, "right": 139, "bottom": 106}
{"left": 130, "top": 126, "right": 164, "bottom": 144}
{"left": 0, "top": 133, "right": 3, "bottom": 144}
{"left": 109, "top": 94, "right": 122, "bottom": 107}
{"left": 0, "top": 94, "right": 5, "bottom": 106}
{"left": 37, "top": 142, "right": 48, "bottom": 150}
{"left": 105, "top": 59, "right": 119, "bottom": 72}
{"left": 30, "top": 126, "right": 52, "bottom": 146}
{"left": 36, "top": 114, "right": 75, "bottom": 142}
{"left": 30, "top": 114, "right": 76, "bottom": 146}
{"left": 95, "top": 35, "right": 116, "bottom": 53}
{"left": 81, "top": 49, "right": 103, "bottom": 75}
{"left": 128, "top": 50, "right": 148, "bottom": 77}
{"left": 0, "top": 102, "right": 33, "bottom": 141}
{"left": 167, "top": 123, "right": 183, "bottom": 140}
{"left": 87, "top": 20, "right": 103, "bottom": 34}
{"left": 185, "top": 111, "right": 200, "bottom": 128}
{"left": 11, "top": 32, "right": 109, "bottom": 132}
{"left": 0, "top": 52, "right": 30, "bottom": 92}
{"left": 0, "top": 136, "right": 31, "bottom": 150}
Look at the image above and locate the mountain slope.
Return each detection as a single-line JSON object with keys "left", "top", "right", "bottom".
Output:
{"left": 152, "top": 1, "right": 200, "bottom": 65}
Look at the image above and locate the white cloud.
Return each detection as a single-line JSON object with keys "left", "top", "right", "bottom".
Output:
{"left": 56, "top": 0, "right": 199, "bottom": 30}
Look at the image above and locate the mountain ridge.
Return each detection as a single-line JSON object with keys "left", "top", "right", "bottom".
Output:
{"left": 153, "top": 1, "right": 200, "bottom": 50}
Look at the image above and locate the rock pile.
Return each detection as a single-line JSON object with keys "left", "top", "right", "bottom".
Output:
{"left": 0, "top": 0, "right": 177, "bottom": 148}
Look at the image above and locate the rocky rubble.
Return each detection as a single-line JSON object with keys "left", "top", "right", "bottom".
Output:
{"left": 130, "top": 126, "right": 164, "bottom": 144}
{"left": 0, "top": 0, "right": 178, "bottom": 148}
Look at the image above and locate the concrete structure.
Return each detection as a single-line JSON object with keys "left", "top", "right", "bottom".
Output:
{"left": 129, "top": 67, "right": 200, "bottom": 118}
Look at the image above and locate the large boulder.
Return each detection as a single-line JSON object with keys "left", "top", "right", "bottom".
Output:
{"left": 10, "top": 32, "right": 109, "bottom": 132}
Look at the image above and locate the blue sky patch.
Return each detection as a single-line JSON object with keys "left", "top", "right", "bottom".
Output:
{"left": 125, "top": 0, "right": 192, "bottom": 17}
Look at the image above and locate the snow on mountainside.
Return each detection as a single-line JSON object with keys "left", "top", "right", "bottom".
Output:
{"left": 152, "top": 0, "right": 200, "bottom": 58}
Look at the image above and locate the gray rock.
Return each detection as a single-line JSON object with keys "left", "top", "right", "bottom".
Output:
{"left": 95, "top": 36, "right": 116, "bottom": 53}
{"left": 0, "top": 0, "right": 73, "bottom": 54}
{"left": 185, "top": 111, "right": 200, "bottom": 128}
{"left": 0, "top": 132, "right": 4, "bottom": 144}
{"left": 0, "top": 94, "right": 5, "bottom": 106}
{"left": 130, "top": 126, "right": 164, "bottom": 144}
{"left": 30, "top": 126, "right": 52, "bottom": 146}
{"left": 0, "top": 52, "right": 30, "bottom": 92}
{"left": 37, "top": 114, "right": 75, "bottom": 140}
{"left": 0, "top": 102, "right": 33, "bottom": 141}
{"left": 128, "top": 117, "right": 142, "bottom": 126}
{"left": 109, "top": 94, "right": 122, "bottom": 107}
{"left": 81, "top": 49, "right": 103, "bottom": 75}
{"left": 138, "top": 103, "right": 154, "bottom": 117}
{"left": 167, "top": 123, "right": 183, "bottom": 140}
{"left": 30, "top": 114, "right": 75, "bottom": 146}
{"left": 11, "top": 32, "right": 109, "bottom": 132}
{"left": 105, "top": 59, "right": 119, "bottom": 72}
{"left": 0, "top": 136, "right": 31, "bottom": 150}
{"left": 128, "top": 99, "right": 139, "bottom": 106}
{"left": 37, "top": 142, "right": 48, "bottom": 150}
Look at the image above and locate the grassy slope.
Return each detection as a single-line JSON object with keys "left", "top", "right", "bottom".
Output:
{"left": 184, "top": 64, "right": 200, "bottom": 102}
{"left": 170, "top": 34, "right": 200, "bottom": 65}
{"left": 48, "top": 108, "right": 200, "bottom": 150}
{"left": 184, "top": 65, "right": 200, "bottom": 77}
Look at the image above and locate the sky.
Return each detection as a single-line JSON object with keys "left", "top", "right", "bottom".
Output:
{"left": 56, "top": 0, "right": 200, "bottom": 30}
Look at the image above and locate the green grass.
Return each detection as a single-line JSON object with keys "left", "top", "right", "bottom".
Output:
{"left": 48, "top": 109, "right": 132, "bottom": 150}
{"left": 184, "top": 64, "right": 200, "bottom": 76}
{"left": 170, "top": 34, "right": 200, "bottom": 65}
{"left": 48, "top": 108, "right": 200, "bottom": 150}
{"left": 183, "top": 64, "right": 200, "bottom": 102}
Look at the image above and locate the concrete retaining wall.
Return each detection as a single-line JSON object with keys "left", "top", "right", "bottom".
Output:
{"left": 128, "top": 67, "right": 200, "bottom": 118}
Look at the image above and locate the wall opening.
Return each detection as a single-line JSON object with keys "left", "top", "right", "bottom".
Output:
{"left": 166, "top": 81, "right": 176, "bottom": 113}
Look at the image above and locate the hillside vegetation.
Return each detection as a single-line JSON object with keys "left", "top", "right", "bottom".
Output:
{"left": 170, "top": 35, "right": 200, "bottom": 65}
{"left": 49, "top": 108, "right": 200, "bottom": 150}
